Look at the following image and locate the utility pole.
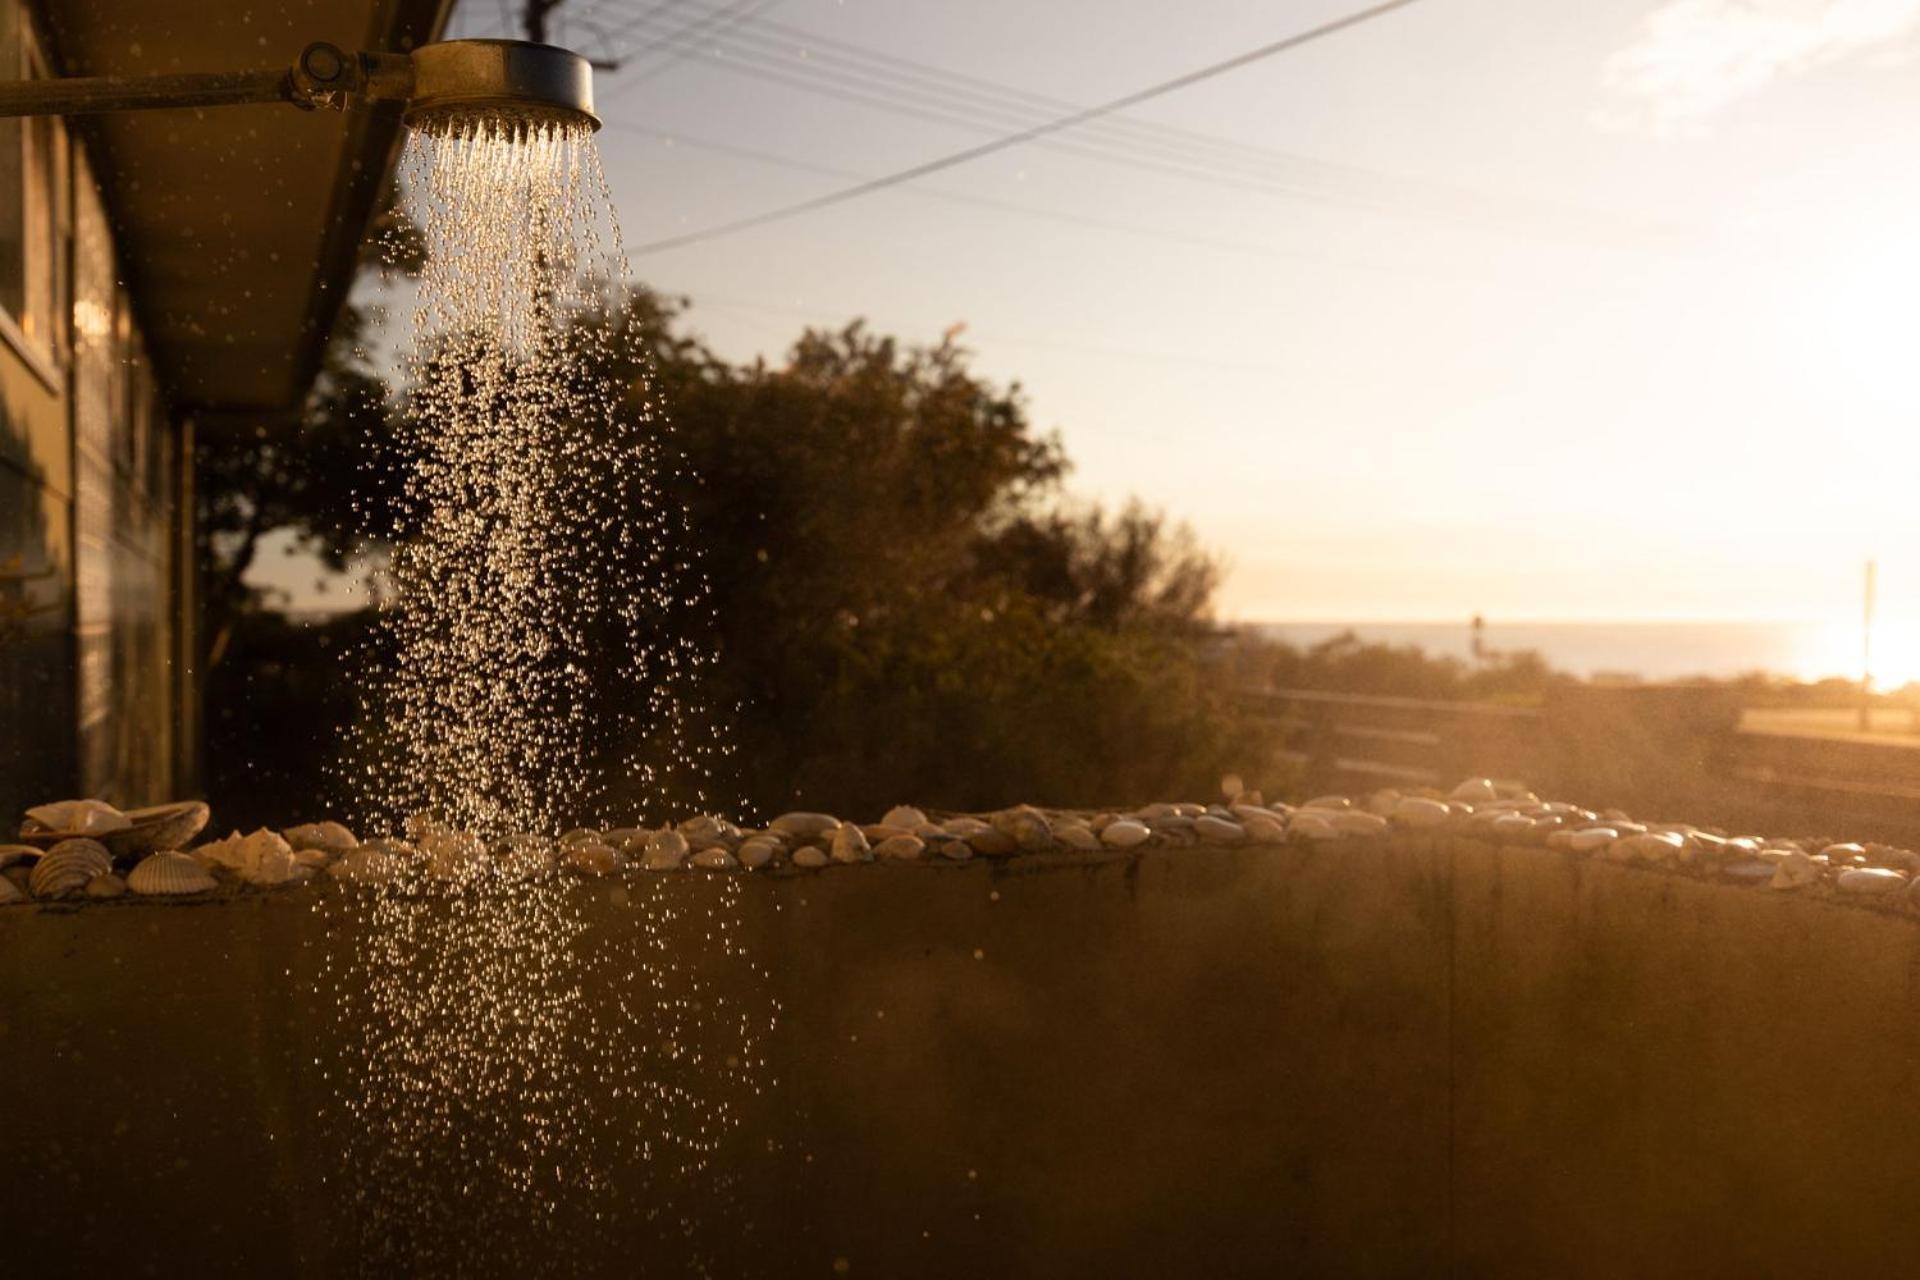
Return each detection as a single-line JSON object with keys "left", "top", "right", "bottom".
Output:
{"left": 523, "top": 0, "right": 566, "bottom": 44}
{"left": 1860, "top": 558, "right": 1877, "bottom": 733}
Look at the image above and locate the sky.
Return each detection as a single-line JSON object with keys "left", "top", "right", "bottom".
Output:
{"left": 265, "top": 0, "right": 1920, "bottom": 649}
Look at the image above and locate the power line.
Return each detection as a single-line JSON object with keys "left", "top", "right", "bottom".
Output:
{"left": 610, "top": 123, "right": 1657, "bottom": 300}
{"left": 624, "top": 0, "right": 1427, "bottom": 257}
{"left": 602, "top": 0, "right": 787, "bottom": 90}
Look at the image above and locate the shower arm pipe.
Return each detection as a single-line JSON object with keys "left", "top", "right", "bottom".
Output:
{"left": 0, "top": 43, "right": 412, "bottom": 119}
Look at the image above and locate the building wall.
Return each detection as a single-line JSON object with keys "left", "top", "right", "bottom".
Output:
{"left": 0, "top": 0, "right": 186, "bottom": 823}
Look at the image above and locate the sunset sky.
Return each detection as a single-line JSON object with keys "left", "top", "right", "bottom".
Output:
{"left": 285, "top": 0, "right": 1920, "bottom": 644}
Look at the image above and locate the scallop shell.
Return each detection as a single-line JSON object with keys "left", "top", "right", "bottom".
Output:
{"left": 127, "top": 851, "right": 217, "bottom": 897}
{"left": 30, "top": 839, "right": 114, "bottom": 898}
{"left": 0, "top": 876, "right": 25, "bottom": 906}
{"left": 23, "top": 799, "right": 129, "bottom": 837}
{"left": 283, "top": 821, "right": 358, "bottom": 855}
{"left": 20, "top": 800, "right": 208, "bottom": 858}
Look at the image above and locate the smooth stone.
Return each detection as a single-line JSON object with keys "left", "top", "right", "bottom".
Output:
{"left": 941, "top": 817, "right": 991, "bottom": 838}
{"left": 791, "top": 846, "right": 830, "bottom": 869}
{"left": 690, "top": 847, "right": 737, "bottom": 870}
{"left": 1289, "top": 812, "right": 1341, "bottom": 841}
{"left": 991, "top": 806, "right": 1053, "bottom": 852}
{"left": 881, "top": 805, "right": 928, "bottom": 829}
{"left": 770, "top": 812, "right": 841, "bottom": 839}
{"left": 1820, "top": 843, "right": 1867, "bottom": 862}
{"left": 1301, "top": 795, "right": 1352, "bottom": 811}
{"left": 1052, "top": 824, "right": 1101, "bottom": 852}
{"left": 831, "top": 825, "right": 872, "bottom": 863}
{"left": 1545, "top": 830, "right": 1576, "bottom": 851}
{"left": 1720, "top": 858, "right": 1777, "bottom": 884}
{"left": 568, "top": 843, "right": 624, "bottom": 876}
{"left": 1612, "top": 832, "right": 1685, "bottom": 864}
{"left": 1331, "top": 811, "right": 1390, "bottom": 836}
{"left": 1100, "top": 820, "right": 1151, "bottom": 849}
{"left": 1770, "top": 850, "right": 1821, "bottom": 889}
{"left": 873, "top": 834, "right": 925, "bottom": 861}
{"left": 934, "top": 839, "right": 975, "bottom": 862}
{"left": 1391, "top": 797, "right": 1451, "bottom": 829}
{"left": 1837, "top": 866, "right": 1905, "bottom": 896}
{"left": 1867, "top": 844, "right": 1920, "bottom": 873}
{"left": 967, "top": 827, "right": 1019, "bottom": 857}
{"left": 1230, "top": 803, "right": 1286, "bottom": 825}
{"left": 1242, "top": 815, "right": 1287, "bottom": 843}
{"left": 1193, "top": 815, "right": 1246, "bottom": 844}
{"left": 737, "top": 839, "right": 777, "bottom": 869}
{"left": 283, "top": 821, "right": 357, "bottom": 854}
{"left": 1567, "top": 827, "right": 1618, "bottom": 853}
{"left": 1450, "top": 777, "right": 1498, "bottom": 803}
{"left": 642, "top": 830, "right": 690, "bottom": 871}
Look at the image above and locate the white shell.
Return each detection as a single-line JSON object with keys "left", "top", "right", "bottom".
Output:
{"left": 329, "top": 846, "right": 405, "bottom": 883}
{"left": 233, "top": 829, "right": 299, "bottom": 885}
{"left": 127, "top": 851, "right": 217, "bottom": 896}
{"left": 283, "top": 821, "right": 358, "bottom": 855}
{"left": 24, "top": 799, "right": 130, "bottom": 836}
{"left": 30, "top": 839, "right": 113, "bottom": 898}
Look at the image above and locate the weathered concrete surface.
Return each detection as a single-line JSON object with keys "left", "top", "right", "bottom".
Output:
{"left": 4, "top": 838, "right": 1918, "bottom": 1277}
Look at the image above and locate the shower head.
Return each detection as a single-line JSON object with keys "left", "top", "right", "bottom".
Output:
{"left": 402, "top": 40, "right": 599, "bottom": 133}
{"left": 0, "top": 38, "right": 600, "bottom": 132}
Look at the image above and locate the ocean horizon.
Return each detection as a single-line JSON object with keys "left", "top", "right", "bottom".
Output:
{"left": 1246, "top": 620, "right": 1902, "bottom": 685}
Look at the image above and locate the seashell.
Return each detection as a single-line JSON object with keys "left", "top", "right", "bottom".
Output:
{"left": 329, "top": 846, "right": 405, "bottom": 884}
{"left": 0, "top": 844, "right": 37, "bottom": 869}
{"left": 940, "top": 816, "right": 990, "bottom": 838}
{"left": 232, "top": 829, "right": 300, "bottom": 886}
{"left": 111, "top": 801, "right": 210, "bottom": 855}
{"left": 284, "top": 821, "right": 358, "bottom": 855}
{"left": 23, "top": 799, "right": 130, "bottom": 837}
{"left": 0, "top": 875, "right": 24, "bottom": 905}
{"left": 127, "top": 851, "right": 216, "bottom": 897}
{"left": 191, "top": 830, "right": 248, "bottom": 871}
{"left": 85, "top": 873, "right": 127, "bottom": 899}
{"left": 566, "top": 842, "right": 624, "bottom": 875}
{"left": 30, "top": 839, "right": 113, "bottom": 898}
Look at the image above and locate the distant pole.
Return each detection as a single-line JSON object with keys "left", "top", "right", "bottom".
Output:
{"left": 1861, "top": 559, "right": 1877, "bottom": 732}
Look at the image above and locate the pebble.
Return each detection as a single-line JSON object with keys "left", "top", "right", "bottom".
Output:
{"left": 790, "top": 846, "right": 829, "bottom": 869}
{"left": 690, "top": 847, "right": 737, "bottom": 870}
{"left": 1100, "top": 820, "right": 1151, "bottom": 849}
{"left": 1391, "top": 797, "right": 1451, "bottom": 829}
{"left": 1611, "top": 832, "right": 1685, "bottom": 865}
{"left": 737, "top": 838, "right": 777, "bottom": 869}
{"left": 1720, "top": 858, "right": 1777, "bottom": 885}
{"left": 873, "top": 835, "right": 925, "bottom": 861}
{"left": 991, "top": 806, "right": 1053, "bottom": 852}
{"left": 933, "top": 839, "right": 975, "bottom": 862}
{"left": 831, "top": 825, "right": 873, "bottom": 864}
{"left": 1302, "top": 795, "right": 1352, "bottom": 811}
{"left": 1242, "top": 815, "right": 1287, "bottom": 843}
{"left": 1330, "top": 811, "right": 1389, "bottom": 837}
{"left": 881, "top": 806, "right": 928, "bottom": 829}
{"left": 967, "top": 827, "right": 1018, "bottom": 857}
{"left": 642, "top": 831, "right": 690, "bottom": 871}
{"left": 1567, "top": 827, "right": 1618, "bottom": 853}
{"left": 1770, "top": 850, "right": 1821, "bottom": 890}
{"left": 1052, "top": 823, "right": 1100, "bottom": 851}
{"left": 1836, "top": 866, "right": 1905, "bottom": 896}
{"left": 568, "top": 843, "right": 624, "bottom": 876}
{"left": 1193, "top": 815, "right": 1246, "bottom": 844}
{"left": 770, "top": 812, "right": 840, "bottom": 839}
{"left": 1450, "top": 778, "right": 1498, "bottom": 803}
{"left": 1289, "top": 812, "right": 1340, "bottom": 841}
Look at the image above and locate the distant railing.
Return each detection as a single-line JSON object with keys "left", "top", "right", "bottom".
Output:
{"left": 1245, "top": 685, "right": 1920, "bottom": 841}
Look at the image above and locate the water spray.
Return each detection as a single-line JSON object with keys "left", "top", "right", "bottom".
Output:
{"left": 0, "top": 37, "right": 599, "bottom": 132}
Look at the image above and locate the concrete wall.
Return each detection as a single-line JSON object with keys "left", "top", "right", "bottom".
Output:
{"left": 6, "top": 838, "right": 1920, "bottom": 1277}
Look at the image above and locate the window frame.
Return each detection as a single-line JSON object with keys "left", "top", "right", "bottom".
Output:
{"left": 0, "top": 7, "right": 67, "bottom": 393}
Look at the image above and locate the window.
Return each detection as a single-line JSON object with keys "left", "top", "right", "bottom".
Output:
{"left": 0, "top": 3, "right": 66, "bottom": 374}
